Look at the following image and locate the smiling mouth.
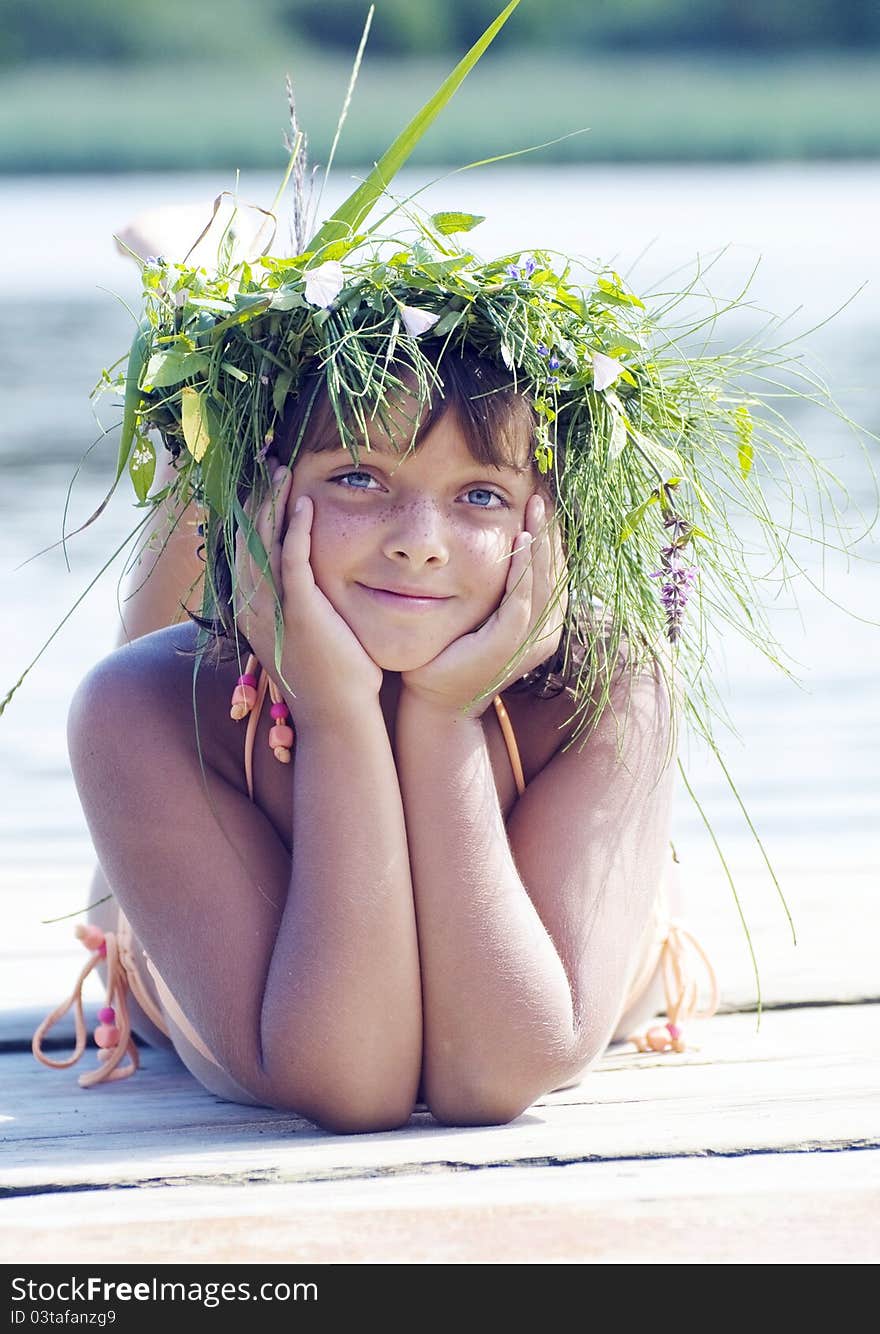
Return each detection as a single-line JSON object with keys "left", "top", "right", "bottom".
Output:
{"left": 359, "top": 584, "right": 450, "bottom": 608}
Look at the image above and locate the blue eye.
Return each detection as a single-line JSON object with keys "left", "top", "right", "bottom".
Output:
{"left": 465, "top": 488, "right": 506, "bottom": 509}
{"left": 331, "top": 472, "right": 507, "bottom": 508}
{"left": 332, "top": 470, "right": 377, "bottom": 491}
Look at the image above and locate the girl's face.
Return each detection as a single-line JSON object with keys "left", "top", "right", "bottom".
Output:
{"left": 287, "top": 405, "right": 549, "bottom": 672}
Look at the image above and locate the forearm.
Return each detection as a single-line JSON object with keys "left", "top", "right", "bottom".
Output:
{"left": 395, "top": 690, "right": 576, "bottom": 1122}
{"left": 260, "top": 702, "right": 422, "bottom": 1123}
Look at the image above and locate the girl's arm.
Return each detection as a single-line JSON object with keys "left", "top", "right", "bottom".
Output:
{"left": 69, "top": 641, "right": 422, "bottom": 1133}
{"left": 261, "top": 703, "right": 423, "bottom": 1129}
{"left": 112, "top": 452, "right": 205, "bottom": 647}
{"left": 395, "top": 662, "right": 675, "bottom": 1126}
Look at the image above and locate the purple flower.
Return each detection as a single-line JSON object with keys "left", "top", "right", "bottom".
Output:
{"left": 650, "top": 507, "right": 698, "bottom": 643}
{"left": 507, "top": 257, "right": 536, "bottom": 281}
{"left": 548, "top": 353, "right": 560, "bottom": 370}
{"left": 663, "top": 513, "right": 691, "bottom": 540}
{"left": 537, "top": 343, "right": 550, "bottom": 357}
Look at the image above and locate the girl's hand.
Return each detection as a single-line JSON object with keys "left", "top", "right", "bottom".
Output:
{"left": 400, "top": 493, "right": 569, "bottom": 718}
{"left": 233, "top": 466, "right": 383, "bottom": 727}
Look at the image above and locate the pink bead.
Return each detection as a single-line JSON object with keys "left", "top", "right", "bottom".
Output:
{"left": 94, "top": 1024, "right": 120, "bottom": 1049}
{"left": 666, "top": 1022, "right": 681, "bottom": 1040}
{"left": 76, "top": 923, "right": 105, "bottom": 951}
{"left": 646, "top": 1026, "right": 670, "bottom": 1052}
{"left": 98, "top": 1006, "right": 116, "bottom": 1024}
{"left": 237, "top": 673, "right": 257, "bottom": 687}
{"left": 270, "top": 702, "right": 289, "bottom": 720}
{"left": 98, "top": 941, "right": 107, "bottom": 957}
{"left": 269, "top": 723, "right": 294, "bottom": 748}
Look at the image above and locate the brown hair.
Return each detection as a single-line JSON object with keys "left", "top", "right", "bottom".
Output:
{"left": 185, "top": 340, "right": 584, "bottom": 699}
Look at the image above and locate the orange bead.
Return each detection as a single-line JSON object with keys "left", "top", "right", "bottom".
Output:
{"left": 269, "top": 723, "right": 294, "bottom": 748}
{"left": 646, "top": 1026, "right": 670, "bottom": 1052}
{"left": 230, "top": 684, "right": 257, "bottom": 719}
{"left": 273, "top": 746, "right": 292, "bottom": 764}
{"left": 94, "top": 1024, "right": 120, "bottom": 1049}
{"left": 76, "top": 923, "right": 105, "bottom": 951}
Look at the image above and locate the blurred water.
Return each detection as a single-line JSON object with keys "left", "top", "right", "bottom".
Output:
{"left": 0, "top": 162, "right": 877, "bottom": 900}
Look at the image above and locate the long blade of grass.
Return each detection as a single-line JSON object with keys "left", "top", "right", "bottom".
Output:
{"left": 306, "top": 0, "right": 523, "bottom": 255}
{"left": 307, "top": 5, "right": 375, "bottom": 243}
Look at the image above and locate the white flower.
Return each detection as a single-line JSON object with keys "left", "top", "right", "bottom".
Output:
{"left": 401, "top": 305, "right": 440, "bottom": 337}
{"left": 500, "top": 342, "right": 514, "bottom": 369}
{"left": 304, "top": 261, "right": 345, "bottom": 309}
{"left": 592, "top": 351, "right": 624, "bottom": 392}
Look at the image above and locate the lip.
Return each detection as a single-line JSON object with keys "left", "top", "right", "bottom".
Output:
{"left": 359, "top": 583, "right": 451, "bottom": 609}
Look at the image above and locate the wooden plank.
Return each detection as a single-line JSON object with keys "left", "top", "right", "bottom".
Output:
{"left": 1, "top": 1149, "right": 878, "bottom": 1264}
{"left": 3, "top": 1005, "right": 878, "bottom": 1195}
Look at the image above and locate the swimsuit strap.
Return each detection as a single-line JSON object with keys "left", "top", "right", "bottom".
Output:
{"left": 492, "top": 693, "right": 526, "bottom": 797}
{"left": 626, "top": 918, "right": 720, "bottom": 1056}
{"left": 32, "top": 918, "right": 149, "bottom": 1087}
{"left": 242, "top": 667, "right": 527, "bottom": 803}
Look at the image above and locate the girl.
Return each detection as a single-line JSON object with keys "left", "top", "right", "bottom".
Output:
{"left": 36, "top": 343, "right": 706, "bottom": 1132}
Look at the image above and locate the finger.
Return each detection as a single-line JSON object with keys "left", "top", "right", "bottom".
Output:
{"left": 236, "top": 470, "right": 288, "bottom": 616}
{"left": 504, "top": 530, "right": 534, "bottom": 612}
{"left": 279, "top": 492, "right": 313, "bottom": 590}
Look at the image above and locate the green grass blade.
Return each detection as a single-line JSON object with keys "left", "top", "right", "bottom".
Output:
{"left": 306, "top": 0, "right": 523, "bottom": 255}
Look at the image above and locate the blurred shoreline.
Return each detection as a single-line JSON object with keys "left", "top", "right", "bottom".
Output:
{"left": 2, "top": 51, "right": 879, "bottom": 173}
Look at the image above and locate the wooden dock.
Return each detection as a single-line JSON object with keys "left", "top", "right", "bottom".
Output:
{"left": 2, "top": 865, "right": 878, "bottom": 1264}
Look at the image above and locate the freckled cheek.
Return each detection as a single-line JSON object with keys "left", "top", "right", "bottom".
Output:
{"left": 302, "top": 505, "right": 364, "bottom": 590}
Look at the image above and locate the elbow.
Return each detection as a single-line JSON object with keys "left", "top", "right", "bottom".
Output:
{"left": 256, "top": 1068, "right": 417, "bottom": 1136}
{"left": 423, "top": 1038, "right": 600, "bottom": 1128}
{"left": 424, "top": 1067, "right": 556, "bottom": 1128}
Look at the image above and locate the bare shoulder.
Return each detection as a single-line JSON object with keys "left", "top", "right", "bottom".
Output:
{"left": 499, "top": 641, "right": 673, "bottom": 785}
{"left": 68, "top": 622, "right": 244, "bottom": 779}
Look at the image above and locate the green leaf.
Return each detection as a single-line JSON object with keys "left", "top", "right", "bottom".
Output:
{"left": 608, "top": 408, "right": 627, "bottom": 462}
{"left": 116, "top": 319, "right": 152, "bottom": 488}
{"left": 201, "top": 421, "right": 230, "bottom": 516}
{"left": 273, "top": 368, "right": 294, "bottom": 416}
{"left": 430, "top": 211, "right": 486, "bottom": 235}
{"left": 735, "top": 404, "right": 754, "bottom": 479}
{"left": 128, "top": 433, "right": 156, "bottom": 503}
{"left": 142, "top": 349, "right": 209, "bottom": 389}
{"left": 431, "top": 308, "right": 466, "bottom": 337}
{"left": 306, "top": 1, "right": 523, "bottom": 254}
{"left": 181, "top": 387, "right": 215, "bottom": 463}
{"left": 618, "top": 493, "right": 659, "bottom": 544}
{"left": 186, "top": 296, "right": 236, "bottom": 313}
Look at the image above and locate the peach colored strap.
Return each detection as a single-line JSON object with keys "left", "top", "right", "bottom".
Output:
{"left": 627, "top": 918, "right": 720, "bottom": 1055}
{"left": 142, "top": 954, "right": 222, "bottom": 1068}
{"left": 659, "top": 921, "right": 720, "bottom": 1028}
{"left": 244, "top": 663, "right": 271, "bottom": 803}
{"left": 492, "top": 694, "right": 525, "bottom": 797}
{"left": 114, "top": 911, "right": 173, "bottom": 1034}
{"left": 33, "top": 927, "right": 140, "bottom": 1087}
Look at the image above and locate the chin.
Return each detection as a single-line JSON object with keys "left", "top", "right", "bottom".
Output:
{"left": 364, "top": 643, "right": 441, "bottom": 674}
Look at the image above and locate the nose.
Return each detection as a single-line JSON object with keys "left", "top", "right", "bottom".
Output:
{"left": 380, "top": 501, "right": 451, "bottom": 567}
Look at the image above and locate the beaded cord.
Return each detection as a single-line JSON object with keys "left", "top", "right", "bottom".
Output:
{"left": 32, "top": 918, "right": 168, "bottom": 1087}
